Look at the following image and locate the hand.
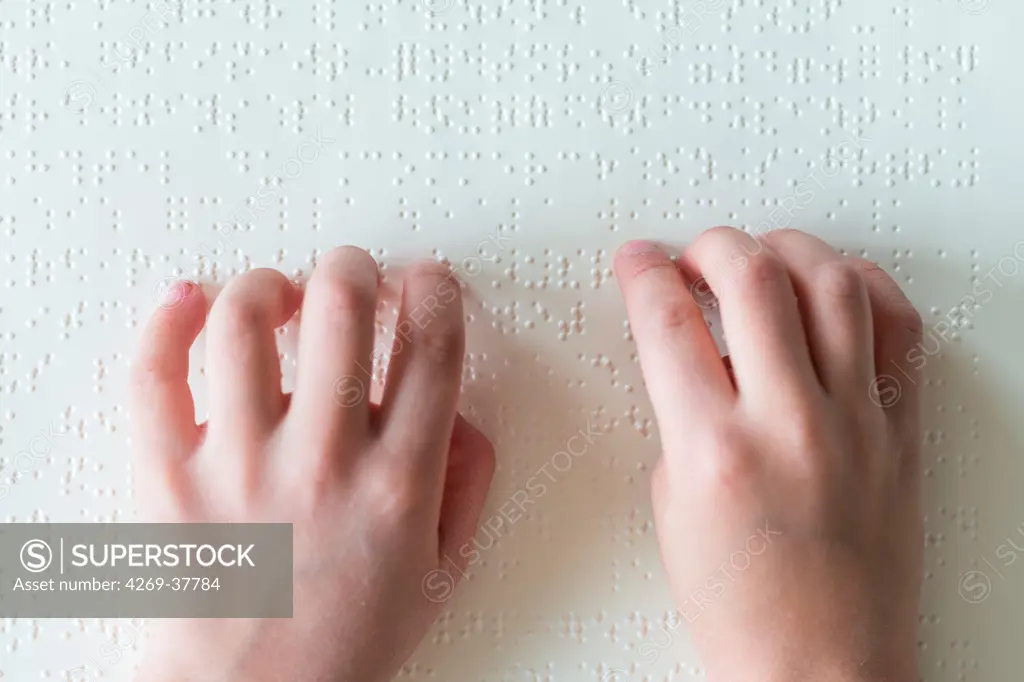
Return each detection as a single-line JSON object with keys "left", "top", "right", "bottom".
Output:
{"left": 130, "top": 248, "right": 495, "bottom": 682}
{"left": 615, "top": 228, "right": 924, "bottom": 682}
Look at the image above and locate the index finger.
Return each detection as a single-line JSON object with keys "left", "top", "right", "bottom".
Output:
{"left": 614, "top": 241, "right": 734, "bottom": 443}
{"left": 130, "top": 280, "right": 207, "bottom": 464}
{"left": 847, "top": 257, "right": 924, "bottom": 450}
{"left": 379, "top": 262, "right": 466, "bottom": 486}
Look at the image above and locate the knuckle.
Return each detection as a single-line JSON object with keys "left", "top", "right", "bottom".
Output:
{"left": 408, "top": 317, "right": 464, "bottom": 367}
{"left": 786, "top": 404, "right": 827, "bottom": 452}
{"left": 734, "top": 250, "right": 786, "bottom": 288}
{"left": 853, "top": 259, "right": 897, "bottom": 290}
{"left": 617, "top": 250, "right": 676, "bottom": 281}
{"left": 213, "top": 295, "right": 265, "bottom": 337}
{"left": 778, "top": 403, "right": 834, "bottom": 477}
{"left": 403, "top": 263, "right": 462, "bottom": 311}
{"left": 853, "top": 259, "right": 889, "bottom": 282}
{"left": 406, "top": 259, "right": 454, "bottom": 282}
{"left": 816, "top": 260, "right": 867, "bottom": 302}
{"left": 854, "top": 260, "right": 923, "bottom": 340}
{"left": 700, "top": 427, "right": 759, "bottom": 491}
{"left": 129, "top": 360, "right": 164, "bottom": 393}
{"left": 361, "top": 464, "right": 424, "bottom": 520}
{"left": 649, "top": 300, "right": 705, "bottom": 336}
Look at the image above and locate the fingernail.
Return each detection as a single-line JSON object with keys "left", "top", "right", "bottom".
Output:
{"left": 619, "top": 240, "right": 665, "bottom": 257}
{"left": 160, "top": 280, "right": 195, "bottom": 307}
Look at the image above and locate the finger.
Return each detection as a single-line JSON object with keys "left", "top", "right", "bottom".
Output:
{"left": 289, "top": 246, "right": 380, "bottom": 451}
{"left": 613, "top": 241, "right": 733, "bottom": 443}
{"left": 682, "top": 226, "right": 821, "bottom": 408}
{"left": 761, "top": 230, "right": 875, "bottom": 397}
{"left": 379, "top": 261, "right": 465, "bottom": 485}
{"left": 846, "top": 257, "right": 924, "bottom": 448}
{"left": 131, "top": 280, "right": 207, "bottom": 463}
{"left": 437, "top": 415, "right": 497, "bottom": 571}
{"left": 206, "top": 269, "right": 301, "bottom": 442}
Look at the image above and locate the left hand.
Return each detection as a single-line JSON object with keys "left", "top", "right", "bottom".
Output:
{"left": 130, "top": 249, "right": 496, "bottom": 682}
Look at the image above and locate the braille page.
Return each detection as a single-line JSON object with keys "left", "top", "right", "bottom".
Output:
{"left": 2, "top": 1, "right": 1023, "bottom": 680}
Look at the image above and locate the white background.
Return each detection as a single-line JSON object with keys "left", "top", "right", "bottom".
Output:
{"left": 2, "top": 0, "right": 1023, "bottom": 679}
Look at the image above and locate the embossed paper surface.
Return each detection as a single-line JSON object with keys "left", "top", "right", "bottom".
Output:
{"left": 2, "top": 1, "right": 1023, "bottom": 680}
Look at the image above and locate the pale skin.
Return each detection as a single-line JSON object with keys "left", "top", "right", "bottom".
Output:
{"left": 131, "top": 227, "right": 924, "bottom": 682}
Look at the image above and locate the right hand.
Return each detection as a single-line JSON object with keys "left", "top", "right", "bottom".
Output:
{"left": 615, "top": 227, "right": 924, "bottom": 682}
